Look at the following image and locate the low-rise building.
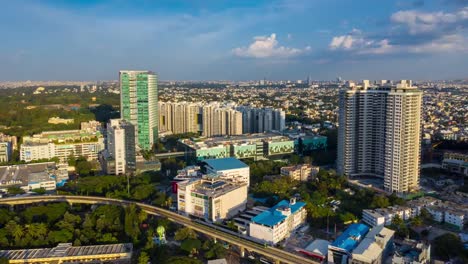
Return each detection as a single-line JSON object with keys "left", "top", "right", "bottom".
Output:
{"left": 177, "top": 177, "right": 248, "bottom": 222}
{"left": 328, "top": 223, "right": 370, "bottom": 264}
{"left": 20, "top": 124, "right": 104, "bottom": 163}
{"left": 0, "top": 243, "right": 133, "bottom": 264}
{"left": 280, "top": 164, "right": 319, "bottom": 181}
{"left": 48, "top": 117, "right": 74, "bottom": 124}
{"left": 392, "top": 239, "right": 430, "bottom": 264}
{"left": 203, "top": 157, "right": 250, "bottom": 186}
{"left": 351, "top": 226, "right": 395, "bottom": 264}
{"left": 249, "top": 198, "right": 307, "bottom": 245}
{"left": 0, "top": 162, "right": 68, "bottom": 193}
{"left": 180, "top": 133, "right": 294, "bottom": 161}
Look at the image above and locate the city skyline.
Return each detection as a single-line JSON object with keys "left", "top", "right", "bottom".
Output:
{"left": 2, "top": 0, "right": 468, "bottom": 81}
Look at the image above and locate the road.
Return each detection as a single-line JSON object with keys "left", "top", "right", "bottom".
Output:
{"left": 0, "top": 195, "right": 318, "bottom": 264}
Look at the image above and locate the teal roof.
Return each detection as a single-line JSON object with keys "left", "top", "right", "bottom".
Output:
{"left": 251, "top": 200, "right": 306, "bottom": 227}
{"left": 204, "top": 157, "right": 248, "bottom": 171}
{"left": 331, "top": 223, "right": 369, "bottom": 252}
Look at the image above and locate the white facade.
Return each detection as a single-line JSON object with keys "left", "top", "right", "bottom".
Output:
{"left": 281, "top": 164, "right": 319, "bottom": 182}
{"left": 444, "top": 210, "right": 465, "bottom": 229}
{"left": 107, "top": 119, "right": 127, "bottom": 175}
{"left": 20, "top": 143, "right": 55, "bottom": 162}
{"left": 338, "top": 80, "right": 422, "bottom": 195}
{"left": 207, "top": 166, "right": 250, "bottom": 186}
{"left": 249, "top": 199, "right": 307, "bottom": 245}
{"left": 177, "top": 178, "right": 248, "bottom": 222}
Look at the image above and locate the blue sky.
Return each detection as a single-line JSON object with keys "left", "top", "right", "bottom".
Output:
{"left": 1, "top": 0, "right": 468, "bottom": 81}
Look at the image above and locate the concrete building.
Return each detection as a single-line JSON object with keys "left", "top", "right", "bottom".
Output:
{"left": 392, "top": 239, "right": 430, "bottom": 264}
{"left": 20, "top": 125, "right": 104, "bottom": 163}
{"left": 0, "top": 162, "right": 68, "bottom": 193}
{"left": 237, "top": 106, "right": 285, "bottom": 134}
{"left": 328, "top": 223, "right": 370, "bottom": 264}
{"left": 337, "top": 80, "right": 422, "bottom": 195}
{"left": 0, "top": 134, "right": 17, "bottom": 163}
{"left": 442, "top": 152, "right": 468, "bottom": 176}
{"left": 158, "top": 101, "right": 201, "bottom": 134}
{"left": 103, "top": 119, "right": 136, "bottom": 175}
{"left": 249, "top": 198, "right": 307, "bottom": 245}
{"left": 180, "top": 133, "right": 294, "bottom": 161}
{"left": 203, "top": 157, "right": 250, "bottom": 186}
{"left": 120, "top": 70, "right": 158, "bottom": 151}
{"left": 351, "top": 226, "right": 394, "bottom": 264}
{"left": 48, "top": 117, "right": 74, "bottom": 124}
{"left": 0, "top": 243, "right": 133, "bottom": 264}
{"left": 177, "top": 177, "right": 248, "bottom": 222}
{"left": 281, "top": 164, "right": 319, "bottom": 181}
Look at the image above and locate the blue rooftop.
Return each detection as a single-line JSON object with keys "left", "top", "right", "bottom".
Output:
{"left": 331, "top": 223, "right": 370, "bottom": 252}
{"left": 251, "top": 200, "right": 306, "bottom": 227}
{"left": 204, "top": 157, "right": 248, "bottom": 171}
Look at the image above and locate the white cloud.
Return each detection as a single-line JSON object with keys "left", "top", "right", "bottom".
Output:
{"left": 233, "top": 33, "right": 310, "bottom": 58}
{"left": 329, "top": 35, "right": 361, "bottom": 50}
{"left": 391, "top": 7, "right": 468, "bottom": 34}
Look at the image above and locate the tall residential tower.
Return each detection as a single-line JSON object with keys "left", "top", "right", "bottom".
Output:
{"left": 120, "top": 70, "right": 158, "bottom": 151}
{"left": 337, "top": 80, "right": 422, "bottom": 195}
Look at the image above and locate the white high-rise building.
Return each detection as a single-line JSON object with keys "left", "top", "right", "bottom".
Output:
{"left": 337, "top": 80, "right": 422, "bottom": 195}
{"left": 105, "top": 119, "right": 136, "bottom": 175}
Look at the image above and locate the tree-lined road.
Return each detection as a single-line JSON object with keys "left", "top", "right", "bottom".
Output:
{"left": 0, "top": 195, "right": 318, "bottom": 264}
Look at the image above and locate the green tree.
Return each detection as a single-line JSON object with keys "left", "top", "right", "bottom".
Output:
{"left": 7, "top": 186, "right": 25, "bottom": 195}
{"left": 410, "top": 216, "right": 423, "bottom": 227}
{"left": 433, "top": 233, "right": 468, "bottom": 262}
{"left": 138, "top": 251, "right": 150, "bottom": 264}
{"left": 75, "top": 156, "right": 93, "bottom": 176}
{"left": 370, "top": 195, "right": 390, "bottom": 208}
{"left": 174, "top": 227, "right": 197, "bottom": 241}
{"left": 166, "top": 256, "right": 202, "bottom": 264}
{"left": 181, "top": 239, "right": 202, "bottom": 255}
{"left": 0, "top": 257, "right": 8, "bottom": 264}
{"left": 131, "top": 184, "right": 155, "bottom": 201}
{"left": 124, "top": 204, "right": 141, "bottom": 242}
{"left": 48, "top": 230, "right": 73, "bottom": 244}
{"left": 204, "top": 241, "right": 227, "bottom": 259}
{"left": 5, "top": 221, "right": 23, "bottom": 241}
{"left": 31, "top": 187, "right": 47, "bottom": 195}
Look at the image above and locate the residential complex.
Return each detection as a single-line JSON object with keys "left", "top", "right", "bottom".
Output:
{"left": 176, "top": 177, "right": 248, "bottom": 222}
{"left": 249, "top": 198, "right": 307, "bottom": 245}
{"left": 20, "top": 122, "right": 104, "bottom": 163}
{"left": 0, "top": 243, "right": 133, "bottom": 264}
{"left": 101, "top": 119, "right": 136, "bottom": 175}
{"left": 120, "top": 70, "right": 158, "bottom": 151}
{"left": 442, "top": 152, "right": 468, "bottom": 176}
{"left": 337, "top": 80, "right": 423, "bottom": 195}
{"left": 180, "top": 133, "right": 294, "bottom": 161}
{"left": 362, "top": 196, "right": 467, "bottom": 230}
{"left": 281, "top": 164, "right": 319, "bottom": 182}
{"left": 158, "top": 101, "right": 285, "bottom": 137}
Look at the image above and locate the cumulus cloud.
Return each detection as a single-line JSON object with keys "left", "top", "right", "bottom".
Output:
{"left": 233, "top": 33, "right": 310, "bottom": 58}
{"left": 328, "top": 6, "right": 468, "bottom": 56}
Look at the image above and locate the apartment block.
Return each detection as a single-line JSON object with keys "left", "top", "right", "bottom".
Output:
{"left": 281, "top": 164, "right": 319, "bottom": 181}
{"left": 337, "top": 80, "right": 422, "bottom": 195}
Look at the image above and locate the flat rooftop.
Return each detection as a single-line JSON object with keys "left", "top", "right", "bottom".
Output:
{"left": 180, "top": 133, "right": 291, "bottom": 149}
{"left": 251, "top": 200, "right": 306, "bottom": 227}
{"left": 330, "top": 223, "right": 370, "bottom": 252}
{"left": 0, "top": 243, "right": 132, "bottom": 260}
{"left": 0, "top": 162, "right": 56, "bottom": 187}
{"left": 204, "top": 157, "right": 248, "bottom": 171}
{"left": 182, "top": 178, "right": 247, "bottom": 198}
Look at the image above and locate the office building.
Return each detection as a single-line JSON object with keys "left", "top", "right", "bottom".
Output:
{"left": 0, "top": 243, "right": 133, "bottom": 264}
{"left": 249, "top": 198, "right": 307, "bottom": 245}
{"left": 180, "top": 133, "right": 294, "bottom": 161}
{"left": 337, "top": 80, "right": 422, "bottom": 195}
{"left": 281, "top": 164, "right": 319, "bottom": 182}
{"left": 20, "top": 122, "right": 104, "bottom": 163}
{"left": 177, "top": 177, "right": 248, "bottom": 222}
{"left": 102, "top": 119, "right": 136, "bottom": 175}
{"left": 120, "top": 70, "right": 158, "bottom": 151}
{"left": 203, "top": 157, "right": 250, "bottom": 186}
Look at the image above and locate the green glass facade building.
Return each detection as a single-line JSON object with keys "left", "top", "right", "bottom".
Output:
{"left": 120, "top": 70, "right": 158, "bottom": 151}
